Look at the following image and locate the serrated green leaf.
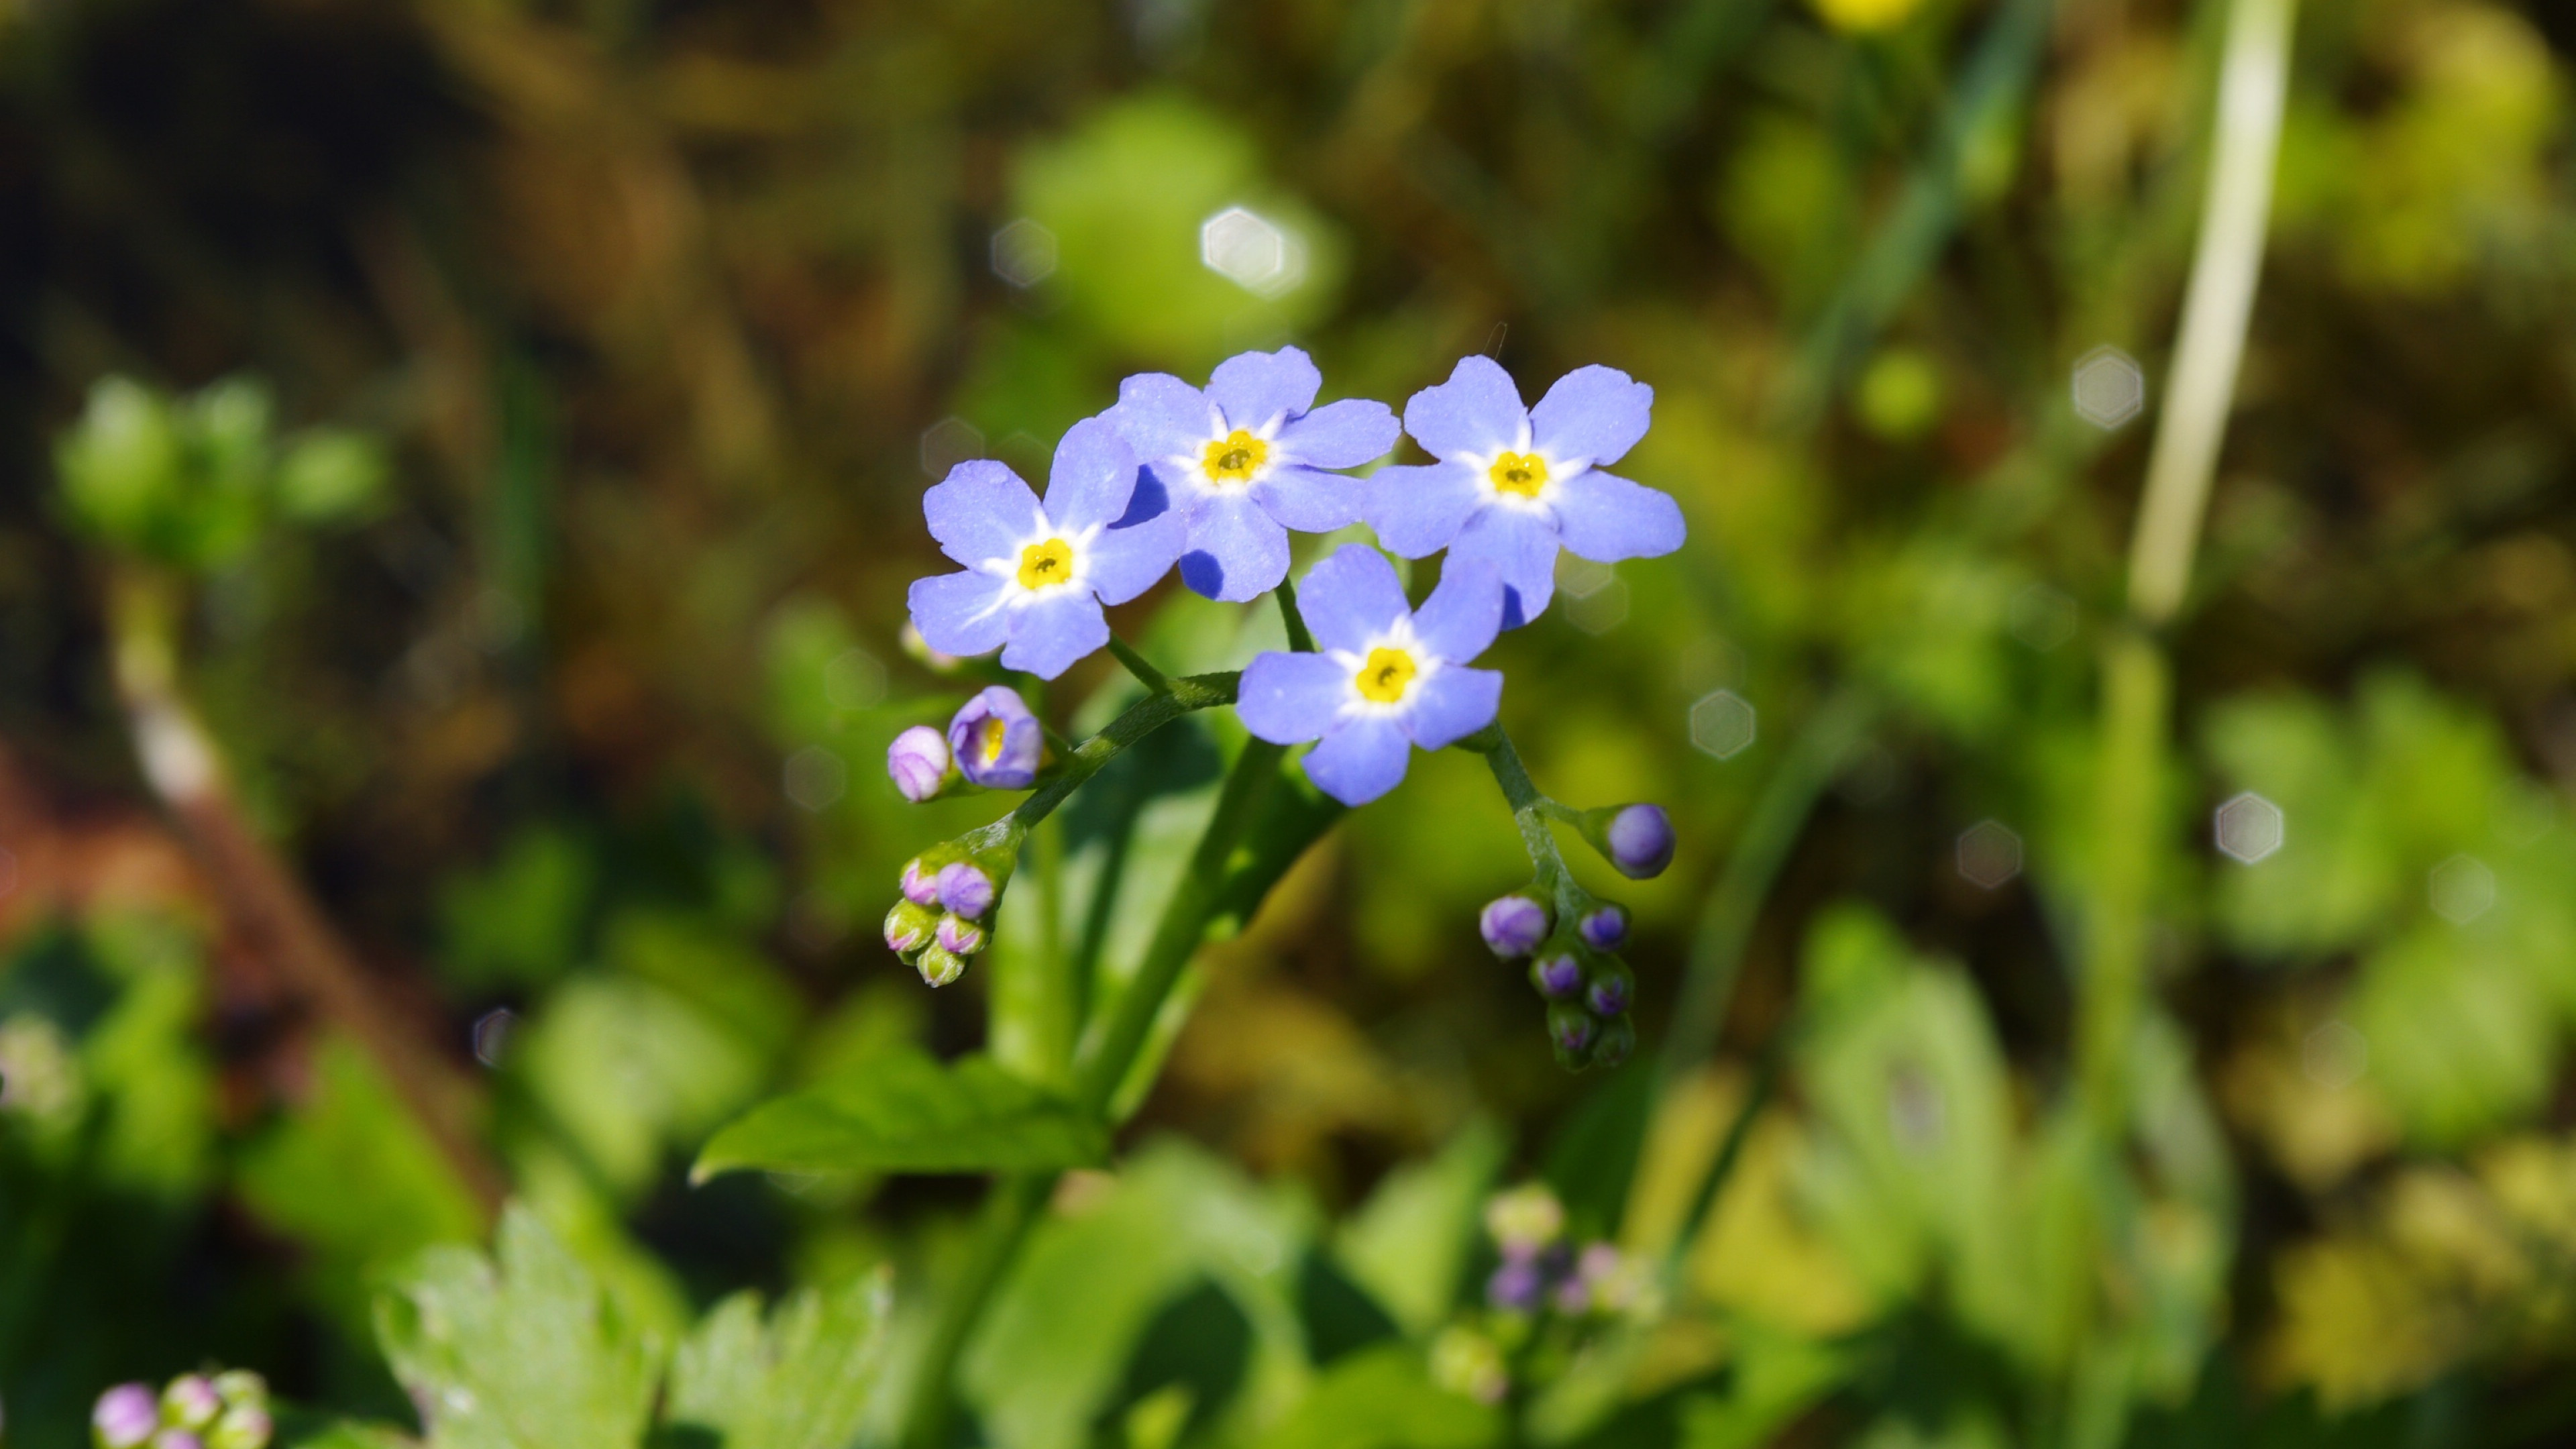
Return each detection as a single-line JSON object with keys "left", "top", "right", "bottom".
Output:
{"left": 693, "top": 1047, "right": 1108, "bottom": 1179}
{"left": 665, "top": 1271, "right": 892, "bottom": 1449}
{"left": 376, "top": 1205, "right": 661, "bottom": 1449}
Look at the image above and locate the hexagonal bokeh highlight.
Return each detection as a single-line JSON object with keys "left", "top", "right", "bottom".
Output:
{"left": 1566, "top": 580, "right": 1631, "bottom": 635}
{"left": 472, "top": 1007, "right": 517, "bottom": 1069}
{"left": 1690, "top": 690, "right": 1757, "bottom": 761}
{"left": 2072, "top": 345, "right": 2145, "bottom": 429}
{"left": 2302, "top": 1019, "right": 2369, "bottom": 1090}
{"left": 990, "top": 218, "right": 1059, "bottom": 288}
{"left": 2428, "top": 853, "right": 2497, "bottom": 924}
{"left": 2214, "top": 791, "right": 2285, "bottom": 865}
{"left": 1955, "top": 819, "right": 2023, "bottom": 890}
{"left": 1201, "top": 206, "right": 1304, "bottom": 297}
{"left": 823, "top": 647, "right": 887, "bottom": 711}
{"left": 919, "top": 416, "right": 985, "bottom": 480}
{"left": 784, "top": 745, "right": 849, "bottom": 813}
{"left": 2006, "top": 583, "right": 2077, "bottom": 651}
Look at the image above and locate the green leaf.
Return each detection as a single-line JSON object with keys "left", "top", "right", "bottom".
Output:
{"left": 693, "top": 1047, "right": 1108, "bottom": 1179}
{"left": 376, "top": 1205, "right": 661, "bottom": 1449}
{"left": 664, "top": 1271, "right": 893, "bottom": 1449}
{"left": 1334, "top": 1120, "right": 1505, "bottom": 1335}
{"left": 1252, "top": 1344, "right": 1501, "bottom": 1449}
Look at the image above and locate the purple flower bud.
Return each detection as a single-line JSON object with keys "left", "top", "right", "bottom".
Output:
{"left": 884, "top": 900, "right": 937, "bottom": 955}
{"left": 935, "top": 861, "right": 996, "bottom": 918}
{"left": 916, "top": 945, "right": 966, "bottom": 988}
{"left": 1530, "top": 953, "right": 1582, "bottom": 999}
{"left": 900, "top": 857, "right": 943, "bottom": 907}
{"left": 1486, "top": 1256, "right": 1546, "bottom": 1313}
{"left": 1604, "top": 804, "right": 1674, "bottom": 879}
{"left": 1547, "top": 1002, "right": 1597, "bottom": 1059}
{"left": 1586, "top": 965, "right": 1633, "bottom": 1018}
{"left": 93, "top": 1385, "right": 159, "bottom": 1449}
{"left": 947, "top": 686, "right": 1044, "bottom": 790}
{"left": 208, "top": 1405, "right": 272, "bottom": 1449}
{"left": 886, "top": 726, "right": 953, "bottom": 802}
{"left": 162, "top": 1377, "right": 221, "bottom": 1431}
{"left": 935, "top": 912, "right": 987, "bottom": 955}
{"left": 1479, "top": 894, "right": 1549, "bottom": 957}
{"left": 1593, "top": 1015, "right": 1636, "bottom": 1067}
{"left": 1578, "top": 905, "right": 1628, "bottom": 950}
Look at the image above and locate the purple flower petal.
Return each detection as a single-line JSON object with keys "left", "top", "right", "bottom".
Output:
{"left": 948, "top": 686, "right": 1044, "bottom": 789}
{"left": 1410, "top": 560, "right": 1504, "bottom": 664}
{"left": 1362, "top": 462, "right": 1483, "bottom": 558}
{"left": 1553, "top": 469, "right": 1686, "bottom": 564}
{"left": 1303, "top": 714, "right": 1412, "bottom": 805}
{"left": 1238, "top": 651, "right": 1352, "bottom": 744}
{"left": 1178, "top": 492, "right": 1291, "bottom": 602}
{"left": 1296, "top": 544, "right": 1411, "bottom": 654}
{"left": 1403, "top": 665, "right": 1502, "bottom": 749}
{"left": 908, "top": 571, "right": 1012, "bottom": 658}
{"left": 1207, "top": 346, "right": 1322, "bottom": 431}
{"left": 1529, "top": 365, "right": 1654, "bottom": 468}
{"left": 923, "top": 460, "right": 1044, "bottom": 567}
{"left": 1448, "top": 506, "right": 1563, "bottom": 623}
{"left": 1042, "top": 417, "right": 1140, "bottom": 531}
{"left": 1250, "top": 464, "right": 1364, "bottom": 534}
{"left": 1086, "top": 511, "right": 1184, "bottom": 604}
{"left": 1403, "top": 355, "right": 1527, "bottom": 463}
{"left": 1276, "top": 398, "right": 1399, "bottom": 469}
{"left": 999, "top": 589, "right": 1108, "bottom": 678}
{"left": 1107, "top": 372, "right": 1217, "bottom": 462}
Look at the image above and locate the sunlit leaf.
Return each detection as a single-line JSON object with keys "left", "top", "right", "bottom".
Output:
{"left": 693, "top": 1047, "right": 1108, "bottom": 1179}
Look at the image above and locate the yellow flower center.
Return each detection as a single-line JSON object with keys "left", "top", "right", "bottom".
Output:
{"left": 1355, "top": 647, "right": 1417, "bottom": 704}
{"left": 1201, "top": 429, "right": 1269, "bottom": 485}
{"left": 1488, "top": 451, "right": 1549, "bottom": 498}
{"left": 1016, "top": 538, "right": 1075, "bottom": 590}
{"left": 975, "top": 716, "right": 1010, "bottom": 765}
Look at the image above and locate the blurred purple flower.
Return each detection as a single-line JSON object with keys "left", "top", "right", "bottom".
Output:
{"left": 93, "top": 1385, "right": 159, "bottom": 1449}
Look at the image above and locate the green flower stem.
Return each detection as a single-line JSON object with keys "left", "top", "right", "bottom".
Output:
{"left": 896, "top": 1171, "right": 1052, "bottom": 1449}
{"left": 1071, "top": 736, "right": 1288, "bottom": 1115}
{"left": 1462, "top": 722, "right": 1597, "bottom": 924}
{"left": 957, "top": 671, "right": 1239, "bottom": 855}
{"left": 1276, "top": 575, "right": 1317, "bottom": 653}
{"left": 1104, "top": 635, "right": 1172, "bottom": 694}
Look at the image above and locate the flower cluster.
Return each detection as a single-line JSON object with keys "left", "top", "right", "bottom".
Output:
{"left": 1481, "top": 1183, "right": 1638, "bottom": 1318}
{"left": 879, "top": 345, "right": 1690, "bottom": 1060}
{"left": 93, "top": 1371, "right": 270, "bottom": 1449}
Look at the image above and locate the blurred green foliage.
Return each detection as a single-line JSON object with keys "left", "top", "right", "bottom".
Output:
{"left": 9, "top": 0, "right": 2576, "bottom": 1444}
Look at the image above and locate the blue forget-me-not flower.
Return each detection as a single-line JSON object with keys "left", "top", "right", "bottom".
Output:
{"left": 1105, "top": 345, "right": 1399, "bottom": 602}
{"left": 1366, "top": 355, "right": 1684, "bottom": 627}
{"left": 1237, "top": 543, "right": 1505, "bottom": 806}
{"left": 906, "top": 418, "right": 1183, "bottom": 678}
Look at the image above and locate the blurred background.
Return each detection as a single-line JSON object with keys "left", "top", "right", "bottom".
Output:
{"left": 7, "top": 0, "right": 2576, "bottom": 1444}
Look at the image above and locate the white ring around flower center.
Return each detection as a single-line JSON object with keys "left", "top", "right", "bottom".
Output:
{"left": 974, "top": 508, "right": 1104, "bottom": 618}
{"left": 1330, "top": 616, "right": 1443, "bottom": 719}
{"left": 1171, "top": 409, "right": 1286, "bottom": 495}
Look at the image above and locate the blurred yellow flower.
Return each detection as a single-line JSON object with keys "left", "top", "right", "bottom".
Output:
{"left": 1811, "top": 0, "right": 1927, "bottom": 34}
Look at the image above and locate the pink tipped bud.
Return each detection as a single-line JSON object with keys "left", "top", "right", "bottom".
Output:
{"left": 884, "top": 900, "right": 937, "bottom": 955}
{"left": 916, "top": 945, "right": 966, "bottom": 987}
{"left": 162, "top": 1377, "right": 221, "bottom": 1431}
{"left": 887, "top": 726, "right": 953, "bottom": 802}
{"left": 900, "top": 857, "right": 942, "bottom": 906}
{"left": 935, "top": 913, "right": 987, "bottom": 955}
{"left": 94, "top": 1385, "right": 159, "bottom": 1449}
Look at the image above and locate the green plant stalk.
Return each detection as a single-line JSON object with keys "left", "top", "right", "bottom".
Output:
{"left": 958, "top": 671, "right": 1238, "bottom": 853}
{"left": 2082, "top": 0, "right": 2297, "bottom": 1134}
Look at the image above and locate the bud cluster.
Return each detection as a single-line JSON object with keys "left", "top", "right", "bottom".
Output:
{"left": 1480, "top": 890, "right": 1642, "bottom": 1071}
{"left": 1479, "top": 1183, "right": 1638, "bottom": 1320}
{"left": 93, "top": 1371, "right": 270, "bottom": 1449}
{"left": 886, "top": 843, "right": 1012, "bottom": 987}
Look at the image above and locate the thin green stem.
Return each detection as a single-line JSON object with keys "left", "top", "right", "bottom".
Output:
{"left": 1072, "top": 737, "right": 1287, "bottom": 1116}
{"left": 1104, "top": 635, "right": 1172, "bottom": 694}
{"left": 896, "top": 1171, "right": 1051, "bottom": 1449}
{"left": 1276, "top": 576, "right": 1316, "bottom": 653}
{"left": 959, "top": 672, "right": 1237, "bottom": 855}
